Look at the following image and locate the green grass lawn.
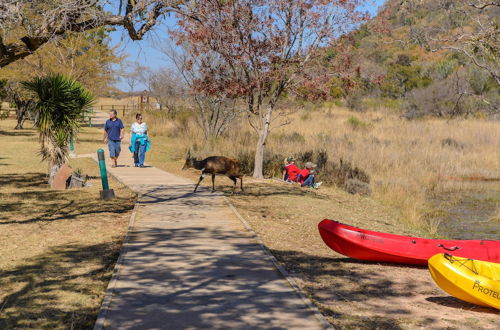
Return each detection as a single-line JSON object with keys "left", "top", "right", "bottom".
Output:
{"left": 0, "top": 119, "right": 136, "bottom": 329}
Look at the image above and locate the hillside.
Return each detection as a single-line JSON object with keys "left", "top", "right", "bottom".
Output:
{"left": 317, "top": 0, "right": 499, "bottom": 118}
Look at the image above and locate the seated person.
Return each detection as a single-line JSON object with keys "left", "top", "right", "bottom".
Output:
{"left": 297, "top": 162, "right": 322, "bottom": 188}
{"left": 283, "top": 157, "right": 301, "bottom": 183}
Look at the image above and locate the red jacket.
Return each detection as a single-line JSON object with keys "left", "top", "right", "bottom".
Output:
{"left": 298, "top": 168, "right": 310, "bottom": 184}
{"left": 285, "top": 163, "right": 301, "bottom": 182}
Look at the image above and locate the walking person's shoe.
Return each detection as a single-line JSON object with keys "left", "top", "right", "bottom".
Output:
{"left": 139, "top": 165, "right": 145, "bottom": 168}
{"left": 313, "top": 182, "right": 322, "bottom": 189}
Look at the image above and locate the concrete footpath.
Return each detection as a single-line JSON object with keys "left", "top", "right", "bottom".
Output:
{"left": 86, "top": 113, "right": 324, "bottom": 329}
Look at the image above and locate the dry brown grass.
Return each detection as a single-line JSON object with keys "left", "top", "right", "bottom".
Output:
{"left": 0, "top": 119, "right": 136, "bottom": 329}
{"left": 227, "top": 182, "right": 500, "bottom": 329}
{"left": 131, "top": 105, "right": 499, "bottom": 234}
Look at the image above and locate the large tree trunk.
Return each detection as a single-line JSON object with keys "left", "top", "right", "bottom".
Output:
{"left": 252, "top": 105, "right": 272, "bottom": 179}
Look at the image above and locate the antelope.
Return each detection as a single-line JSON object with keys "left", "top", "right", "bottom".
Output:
{"left": 182, "top": 151, "right": 244, "bottom": 193}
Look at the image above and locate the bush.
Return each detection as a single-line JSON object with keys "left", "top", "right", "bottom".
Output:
{"left": 344, "top": 179, "right": 372, "bottom": 196}
{"left": 295, "top": 149, "right": 371, "bottom": 192}
{"left": 238, "top": 149, "right": 371, "bottom": 196}
{"left": 345, "top": 93, "right": 366, "bottom": 112}
{"left": 346, "top": 116, "right": 371, "bottom": 130}
{"left": 441, "top": 138, "right": 465, "bottom": 150}
{"left": 403, "top": 74, "right": 472, "bottom": 118}
{"left": 237, "top": 149, "right": 286, "bottom": 178}
{"left": 322, "top": 158, "right": 370, "bottom": 187}
{"left": 380, "top": 60, "right": 432, "bottom": 98}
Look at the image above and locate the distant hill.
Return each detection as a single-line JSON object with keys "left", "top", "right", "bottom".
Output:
{"left": 315, "top": 0, "right": 499, "bottom": 118}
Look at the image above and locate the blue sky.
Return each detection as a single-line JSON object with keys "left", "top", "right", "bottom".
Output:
{"left": 110, "top": 0, "right": 387, "bottom": 91}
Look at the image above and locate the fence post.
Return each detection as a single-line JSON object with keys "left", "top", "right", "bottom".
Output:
{"left": 97, "top": 148, "right": 115, "bottom": 200}
{"left": 69, "top": 137, "right": 76, "bottom": 157}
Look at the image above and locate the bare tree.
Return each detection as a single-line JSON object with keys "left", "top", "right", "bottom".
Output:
{"left": 430, "top": 1, "right": 499, "bottom": 86}
{"left": 121, "top": 62, "right": 147, "bottom": 93}
{"left": 162, "top": 45, "right": 241, "bottom": 139}
{"left": 3, "top": 82, "right": 35, "bottom": 129}
{"left": 0, "top": 0, "right": 199, "bottom": 68}
{"left": 173, "top": 0, "right": 368, "bottom": 178}
{"left": 140, "top": 67, "right": 184, "bottom": 114}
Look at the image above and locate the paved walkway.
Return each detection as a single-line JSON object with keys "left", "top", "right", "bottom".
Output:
{"left": 86, "top": 113, "right": 324, "bottom": 329}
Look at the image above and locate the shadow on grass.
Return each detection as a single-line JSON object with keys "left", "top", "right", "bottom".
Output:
{"left": 425, "top": 296, "right": 499, "bottom": 314}
{"left": 0, "top": 173, "right": 47, "bottom": 188}
{"left": 0, "top": 129, "right": 35, "bottom": 137}
{"left": 0, "top": 241, "right": 123, "bottom": 329}
{"left": 0, "top": 197, "right": 134, "bottom": 225}
{"left": 76, "top": 138, "right": 102, "bottom": 143}
{"left": 269, "top": 249, "right": 438, "bottom": 329}
{"left": 0, "top": 172, "right": 134, "bottom": 225}
{"left": 227, "top": 182, "right": 329, "bottom": 200}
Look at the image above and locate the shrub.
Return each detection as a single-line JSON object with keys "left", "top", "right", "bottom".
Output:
{"left": 403, "top": 75, "right": 472, "bottom": 119}
{"left": 381, "top": 60, "right": 432, "bottom": 98}
{"left": 344, "top": 179, "right": 372, "bottom": 196}
{"left": 300, "top": 112, "right": 311, "bottom": 121}
{"left": 346, "top": 116, "right": 371, "bottom": 130}
{"left": 263, "top": 150, "right": 287, "bottom": 178}
{"left": 237, "top": 150, "right": 254, "bottom": 175}
{"left": 237, "top": 149, "right": 286, "bottom": 178}
{"left": 441, "top": 138, "right": 465, "bottom": 150}
{"left": 321, "top": 158, "right": 370, "bottom": 187}
{"left": 434, "top": 58, "right": 457, "bottom": 80}
{"left": 238, "top": 149, "right": 371, "bottom": 195}
{"left": 345, "top": 93, "right": 366, "bottom": 112}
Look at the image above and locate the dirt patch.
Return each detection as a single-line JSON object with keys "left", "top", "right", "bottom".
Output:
{"left": 227, "top": 182, "right": 500, "bottom": 329}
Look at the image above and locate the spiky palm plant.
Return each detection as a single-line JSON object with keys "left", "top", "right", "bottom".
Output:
{"left": 22, "top": 74, "right": 94, "bottom": 174}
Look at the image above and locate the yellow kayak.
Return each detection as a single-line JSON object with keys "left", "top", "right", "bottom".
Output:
{"left": 428, "top": 253, "right": 500, "bottom": 309}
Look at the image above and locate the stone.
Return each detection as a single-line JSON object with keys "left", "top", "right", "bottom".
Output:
{"left": 68, "top": 172, "right": 87, "bottom": 188}
{"left": 51, "top": 164, "right": 73, "bottom": 190}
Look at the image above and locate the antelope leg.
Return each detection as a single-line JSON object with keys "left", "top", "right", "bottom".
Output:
{"left": 194, "top": 172, "right": 206, "bottom": 192}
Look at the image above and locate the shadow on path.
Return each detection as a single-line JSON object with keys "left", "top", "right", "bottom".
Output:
{"left": 101, "top": 183, "right": 322, "bottom": 329}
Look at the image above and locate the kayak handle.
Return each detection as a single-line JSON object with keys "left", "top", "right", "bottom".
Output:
{"left": 438, "top": 244, "right": 460, "bottom": 251}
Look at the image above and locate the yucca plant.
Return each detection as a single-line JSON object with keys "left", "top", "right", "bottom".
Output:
{"left": 22, "top": 74, "right": 94, "bottom": 178}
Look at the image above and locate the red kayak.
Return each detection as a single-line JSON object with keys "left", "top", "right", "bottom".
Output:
{"left": 318, "top": 219, "right": 500, "bottom": 265}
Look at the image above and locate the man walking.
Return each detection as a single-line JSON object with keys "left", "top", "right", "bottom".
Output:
{"left": 104, "top": 110, "right": 124, "bottom": 168}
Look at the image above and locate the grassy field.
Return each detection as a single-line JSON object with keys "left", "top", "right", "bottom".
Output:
{"left": 0, "top": 119, "right": 136, "bottom": 329}
{"left": 128, "top": 105, "right": 499, "bottom": 235}
{"left": 3, "top": 105, "right": 498, "bottom": 329}
{"left": 120, "top": 105, "right": 499, "bottom": 328}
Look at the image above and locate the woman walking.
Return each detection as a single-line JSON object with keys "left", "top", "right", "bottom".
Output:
{"left": 129, "top": 113, "right": 150, "bottom": 167}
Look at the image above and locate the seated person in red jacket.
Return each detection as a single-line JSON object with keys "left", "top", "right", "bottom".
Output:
{"left": 297, "top": 162, "right": 322, "bottom": 188}
{"left": 283, "top": 157, "right": 301, "bottom": 182}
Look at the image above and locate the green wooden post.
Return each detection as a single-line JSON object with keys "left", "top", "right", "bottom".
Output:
{"left": 70, "top": 137, "right": 75, "bottom": 153}
{"left": 97, "top": 148, "right": 115, "bottom": 199}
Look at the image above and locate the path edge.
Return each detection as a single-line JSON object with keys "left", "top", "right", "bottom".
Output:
{"left": 85, "top": 146, "right": 331, "bottom": 329}
{"left": 93, "top": 202, "right": 138, "bottom": 330}
{"left": 223, "top": 196, "right": 334, "bottom": 330}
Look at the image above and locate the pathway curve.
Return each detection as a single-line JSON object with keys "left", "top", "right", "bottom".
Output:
{"left": 86, "top": 113, "right": 324, "bottom": 330}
